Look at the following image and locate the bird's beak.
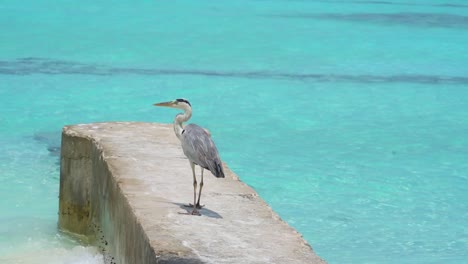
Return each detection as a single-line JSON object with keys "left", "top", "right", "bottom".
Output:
{"left": 153, "top": 101, "right": 175, "bottom": 107}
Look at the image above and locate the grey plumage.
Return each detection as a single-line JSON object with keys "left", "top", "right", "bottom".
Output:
{"left": 181, "top": 124, "right": 225, "bottom": 178}
{"left": 154, "top": 98, "right": 225, "bottom": 215}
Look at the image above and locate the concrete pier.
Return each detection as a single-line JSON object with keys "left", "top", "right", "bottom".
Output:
{"left": 59, "top": 122, "right": 326, "bottom": 264}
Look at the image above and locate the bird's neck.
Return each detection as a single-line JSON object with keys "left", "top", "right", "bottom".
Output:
{"left": 174, "top": 107, "right": 192, "bottom": 140}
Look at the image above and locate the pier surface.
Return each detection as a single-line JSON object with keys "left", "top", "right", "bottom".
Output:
{"left": 59, "top": 122, "right": 325, "bottom": 264}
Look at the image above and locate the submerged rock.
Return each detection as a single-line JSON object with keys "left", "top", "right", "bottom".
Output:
{"left": 33, "top": 131, "right": 61, "bottom": 157}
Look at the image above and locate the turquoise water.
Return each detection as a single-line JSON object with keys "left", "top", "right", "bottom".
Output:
{"left": 1, "top": 0, "right": 468, "bottom": 263}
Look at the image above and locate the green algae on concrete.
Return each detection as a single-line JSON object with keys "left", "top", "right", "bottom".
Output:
{"left": 58, "top": 122, "right": 326, "bottom": 264}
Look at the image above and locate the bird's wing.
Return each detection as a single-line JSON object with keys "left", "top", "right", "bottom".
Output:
{"left": 181, "top": 124, "right": 224, "bottom": 178}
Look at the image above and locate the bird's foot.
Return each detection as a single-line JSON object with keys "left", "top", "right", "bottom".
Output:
{"left": 184, "top": 203, "right": 204, "bottom": 209}
{"left": 191, "top": 209, "right": 201, "bottom": 216}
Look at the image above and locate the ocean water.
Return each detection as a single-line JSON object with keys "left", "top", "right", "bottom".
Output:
{"left": 1, "top": 0, "right": 468, "bottom": 263}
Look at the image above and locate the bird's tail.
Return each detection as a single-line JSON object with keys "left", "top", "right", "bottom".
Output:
{"left": 213, "top": 160, "right": 225, "bottom": 178}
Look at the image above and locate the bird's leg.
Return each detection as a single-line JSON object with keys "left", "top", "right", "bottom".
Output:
{"left": 184, "top": 164, "right": 204, "bottom": 209}
{"left": 189, "top": 162, "right": 200, "bottom": 215}
{"left": 195, "top": 168, "right": 205, "bottom": 209}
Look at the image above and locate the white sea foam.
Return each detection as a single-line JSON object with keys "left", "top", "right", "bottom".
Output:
{"left": 0, "top": 244, "right": 104, "bottom": 264}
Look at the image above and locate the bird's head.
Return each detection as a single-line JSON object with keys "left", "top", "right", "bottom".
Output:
{"left": 154, "top": 98, "right": 192, "bottom": 110}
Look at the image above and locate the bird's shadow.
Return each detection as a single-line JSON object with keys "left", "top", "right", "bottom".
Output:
{"left": 172, "top": 202, "right": 223, "bottom": 219}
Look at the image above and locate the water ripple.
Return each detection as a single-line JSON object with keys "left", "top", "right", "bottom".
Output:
{"left": 1, "top": 57, "right": 468, "bottom": 85}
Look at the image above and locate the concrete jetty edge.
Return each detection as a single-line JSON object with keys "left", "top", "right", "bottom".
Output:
{"left": 58, "top": 122, "right": 326, "bottom": 264}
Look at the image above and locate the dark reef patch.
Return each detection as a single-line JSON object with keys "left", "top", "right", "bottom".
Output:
{"left": 313, "top": 0, "right": 468, "bottom": 8}
{"left": 2, "top": 57, "right": 468, "bottom": 85}
{"left": 267, "top": 12, "right": 468, "bottom": 29}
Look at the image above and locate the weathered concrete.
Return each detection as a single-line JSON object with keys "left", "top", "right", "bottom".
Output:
{"left": 59, "top": 122, "right": 326, "bottom": 264}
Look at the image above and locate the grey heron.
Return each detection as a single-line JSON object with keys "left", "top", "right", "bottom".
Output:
{"left": 154, "top": 98, "right": 225, "bottom": 215}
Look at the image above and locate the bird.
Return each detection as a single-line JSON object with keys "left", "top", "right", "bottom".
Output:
{"left": 154, "top": 98, "right": 225, "bottom": 215}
